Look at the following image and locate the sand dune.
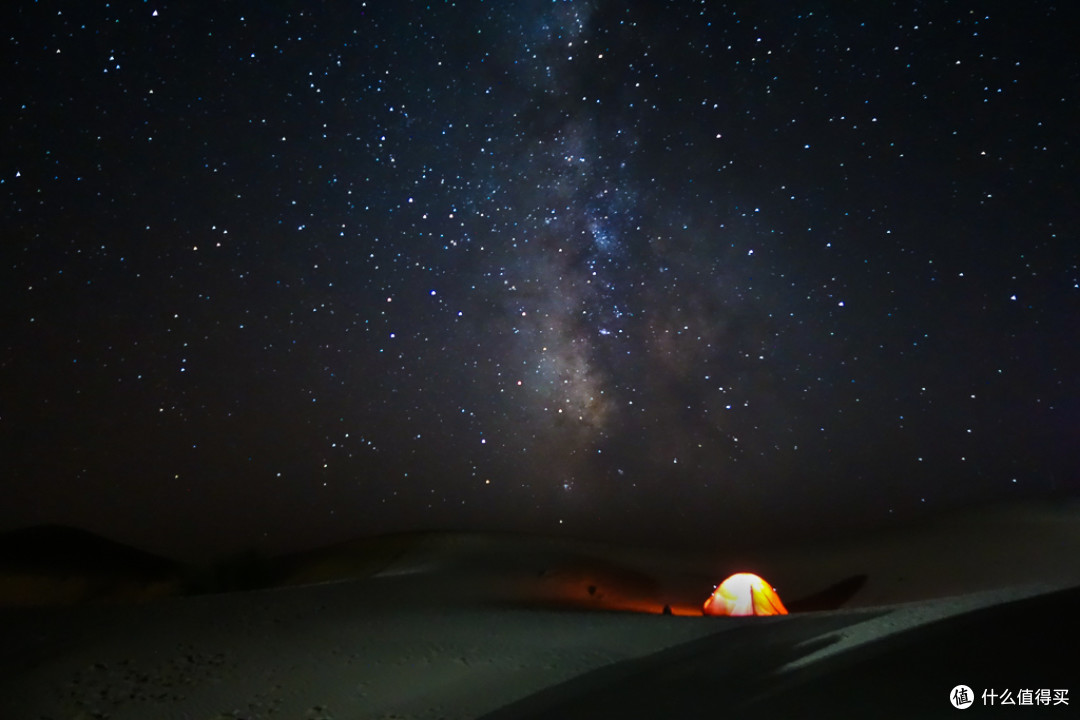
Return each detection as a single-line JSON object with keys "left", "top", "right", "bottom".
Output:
{"left": 1, "top": 499, "right": 1077, "bottom": 719}
{"left": 0, "top": 525, "right": 185, "bottom": 607}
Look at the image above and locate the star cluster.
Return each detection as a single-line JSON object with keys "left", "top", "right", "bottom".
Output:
{"left": 3, "top": 1, "right": 1076, "bottom": 558}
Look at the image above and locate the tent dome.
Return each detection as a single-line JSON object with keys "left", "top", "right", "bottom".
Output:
{"left": 703, "top": 572, "right": 788, "bottom": 616}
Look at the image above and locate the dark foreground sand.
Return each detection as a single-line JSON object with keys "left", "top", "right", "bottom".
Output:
{"left": 1, "top": 499, "right": 1078, "bottom": 719}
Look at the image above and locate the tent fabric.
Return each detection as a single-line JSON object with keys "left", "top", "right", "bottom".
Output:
{"left": 703, "top": 572, "right": 788, "bottom": 616}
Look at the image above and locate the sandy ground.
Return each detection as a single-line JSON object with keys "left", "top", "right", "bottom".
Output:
{"left": 1, "top": 498, "right": 1078, "bottom": 719}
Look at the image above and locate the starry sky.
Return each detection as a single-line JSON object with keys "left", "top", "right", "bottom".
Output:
{"left": 4, "top": 1, "right": 1077, "bottom": 560}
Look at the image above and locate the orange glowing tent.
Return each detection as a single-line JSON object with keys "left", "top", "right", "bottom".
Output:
{"left": 703, "top": 572, "right": 788, "bottom": 616}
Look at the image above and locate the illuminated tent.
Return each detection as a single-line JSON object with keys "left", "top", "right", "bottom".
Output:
{"left": 703, "top": 572, "right": 788, "bottom": 616}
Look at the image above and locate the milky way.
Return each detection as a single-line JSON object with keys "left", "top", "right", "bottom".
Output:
{"left": 4, "top": 1, "right": 1076, "bottom": 557}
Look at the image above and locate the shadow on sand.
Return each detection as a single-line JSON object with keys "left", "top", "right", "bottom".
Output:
{"left": 483, "top": 585, "right": 1080, "bottom": 719}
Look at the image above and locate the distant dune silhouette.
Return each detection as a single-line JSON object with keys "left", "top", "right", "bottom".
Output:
{"left": 0, "top": 525, "right": 186, "bottom": 606}
{"left": 0, "top": 525, "right": 181, "bottom": 577}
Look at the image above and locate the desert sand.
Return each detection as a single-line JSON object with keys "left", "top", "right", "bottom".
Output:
{"left": 1, "top": 498, "right": 1077, "bottom": 719}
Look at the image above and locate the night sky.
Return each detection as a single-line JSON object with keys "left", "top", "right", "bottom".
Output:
{"left": 4, "top": 1, "right": 1077, "bottom": 560}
